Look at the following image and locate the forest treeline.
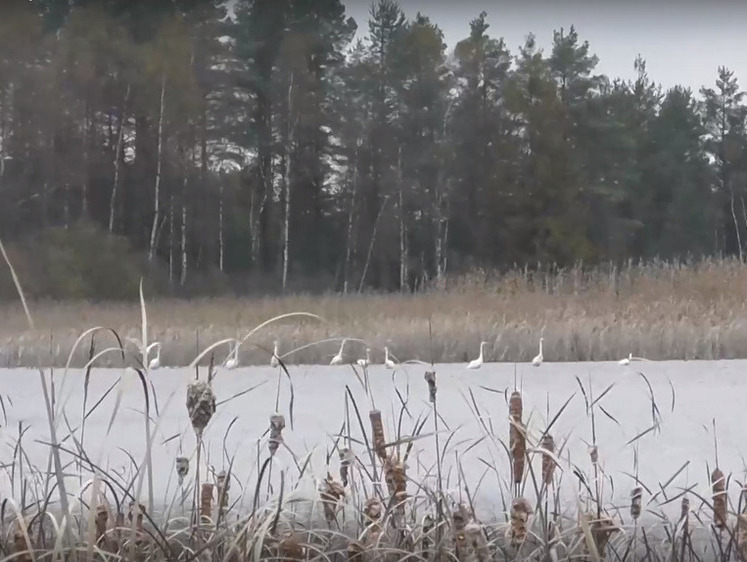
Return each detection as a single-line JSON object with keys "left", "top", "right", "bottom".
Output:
{"left": 0, "top": 0, "right": 744, "bottom": 298}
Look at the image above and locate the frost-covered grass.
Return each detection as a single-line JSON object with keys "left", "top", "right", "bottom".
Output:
{"left": 2, "top": 242, "right": 747, "bottom": 560}
{"left": 2, "top": 257, "right": 747, "bottom": 368}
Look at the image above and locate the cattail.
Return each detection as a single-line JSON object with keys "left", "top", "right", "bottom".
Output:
{"left": 464, "top": 519, "right": 489, "bottom": 562}
{"left": 339, "top": 447, "right": 354, "bottom": 486}
{"left": 589, "top": 514, "right": 618, "bottom": 554}
{"left": 216, "top": 470, "right": 229, "bottom": 514}
{"left": 186, "top": 380, "right": 216, "bottom": 439}
{"left": 712, "top": 468, "right": 727, "bottom": 530}
{"left": 269, "top": 413, "right": 285, "bottom": 456}
{"left": 737, "top": 513, "right": 747, "bottom": 560}
{"left": 540, "top": 434, "right": 555, "bottom": 486}
{"left": 319, "top": 473, "right": 345, "bottom": 526}
{"left": 127, "top": 501, "right": 145, "bottom": 533}
{"left": 277, "top": 531, "right": 305, "bottom": 560}
{"left": 452, "top": 503, "right": 471, "bottom": 560}
{"left": 424, "top": 370, "right": 437, "bottom": 403}
{"left": 369, "top": 410, "right": 387, "bottom": 462}
{"left": 630, "top": 487, "right": 642, "bottom": 521}
{"left": 589, "top": 445, "right": 599, "bottom": 465}
{"left": 363, "top": 497, "right": 382, "bottom": 525}
{"left": 509, "top": 391, "right": 526, "bottom": 484}
{"left": 509, "top": 497, "right": 533, "bottom": 547}
{"left": 175, "top": 456, "right": 189, "bottom": 486}
{"left": 200, "top": 482, "right": 214, "bottom": 522}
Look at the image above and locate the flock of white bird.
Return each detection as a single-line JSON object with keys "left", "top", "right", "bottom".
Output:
{"left": 143, "top": 333, "right": 642, "bottom": 371}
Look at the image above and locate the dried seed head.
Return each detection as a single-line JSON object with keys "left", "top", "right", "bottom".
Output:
{"left": 509, "top": 497, "right": 533, "bottom": 547}
{"left": 216, "top": 470, "right": 229, "bottom": 511}
{"left": 738, "top": 514, "right": 747, "bottom": 560}
{"left": 630, "top": 487, "right": 643, "bottom": 520}
{"left": 269, "top": 413, "right": 285, "bottom": 456}
{"left": 186, "top": 380, "right": 216, "bottom": 438}
{"left": 590, "top": 515, "right": 619, "bottom": 554}
{"left": 363, "top": 497, "right": 382, "bottom": 523}
{"left": 712, "top": 468, "right": 728, "bottom": 530}
{"left": 339, "top": 447, "right": 354, "bottom": 486}
{"left": 464, "top": 520, "right": 489, "bottom": 562}
{"left": 681, "top": 496, "right": 690, "bottom": 521}
{"left": 424, "top": 371, "right": 437, "bottom": 403}
{"left": 200, "top": 483, "right": 214, "bottom": 522}
{"left": 175, "top": 456, "right": 189, "bottom": 486}
{"left": 589, "top": 445, "right": 599, "bottom": 465}
{"left": 509, "top": 391, "right": 526, "bottom": 484}
{"left": 319, "top": 473, "right": 346, "bottom": 525}
{"left": 369, "top": 410, "right": 387, "bottom": 461}
{"left": 541, "top": 434, "right": 555, "bottom": 486}
{"left": 277, "top": 531, "right": 305, "bottom": 560}
{"left": 127, "top": 501, "right": 145, "bottom": 530}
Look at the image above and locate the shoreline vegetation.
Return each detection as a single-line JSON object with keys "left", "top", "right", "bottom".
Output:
{"left": 0, "top": 258, "right": 744, "bottom": 368}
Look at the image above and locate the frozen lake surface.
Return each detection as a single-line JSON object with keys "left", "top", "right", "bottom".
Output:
{"left": 0, "top": 359, "right": 744, "bottom": 524}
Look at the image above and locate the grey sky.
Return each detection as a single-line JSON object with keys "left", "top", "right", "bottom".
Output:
{"left": 344, "top": 0, "right": 747, "bottom": 92}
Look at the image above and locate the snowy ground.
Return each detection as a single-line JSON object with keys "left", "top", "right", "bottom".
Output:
{"left": 0, "top": 359, "right": 743, "bottom": 525}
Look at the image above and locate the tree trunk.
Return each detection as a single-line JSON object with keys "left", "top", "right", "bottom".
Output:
{"left": 342, "top": 147, "right": 358, "bottom": 295}
{"left": 109, "top": 84, "right": 131, "bottom": 233}
{"left": 358, "top": 195, "right": 390, "bottom": 293}
{"left": 149, "top": 74, "right": 167, "bottom": 262}
{"left": 168, "top": 192, "right": 174, "bottom": 286}
{"left": 218, "top": 181, "right": 224, "bottom": 272}
{"left": 281, "top": 73, "right": 294, "bottom": 292}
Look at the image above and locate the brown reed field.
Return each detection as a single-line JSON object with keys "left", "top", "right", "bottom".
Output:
{"left": 1, "top": 257, "right": 747, "bottom": 368}
{"left": 2, "top": 247, "right": 747, "bottom": 561}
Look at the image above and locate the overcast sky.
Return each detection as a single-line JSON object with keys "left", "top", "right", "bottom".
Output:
{"left": 344, "top": 0, "right": 747, "bottom": 92}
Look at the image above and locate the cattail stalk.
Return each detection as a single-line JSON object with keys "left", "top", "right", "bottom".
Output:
{"left": 509, "top": 391, "right": 526, "bottom": 488}
{"left": 712, "top": 468, "right": 727, "bottom": 530}
{"left": 541, "top": 434, "right": 555, "bottom": 487}
{"left": 200, "top": 482, "right": 214, "bottom": 523}
{"left": 369, "top": 409, "right": 387, "bottom": 462}
{"left": 319, "top": 473, "right": 345, "bottom": 526}
{"left": 509, "top": 497, "right": 533, "bottom": 548}
{"left": 269, "top": 413, "right": 285, "bottom": 456}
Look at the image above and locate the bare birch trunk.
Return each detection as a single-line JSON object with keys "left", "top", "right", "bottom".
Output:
{"left": 109, "top": 84, "right": 131, "bottom": 233}
{"left": 149, "top": 74, "right": 167, "bottom": 262}
{"left": 281, "top": 73, "right": 294, "bottom": 292}
{"left": 181, "top": 176, "right": 188, "bottom": 286}
{"left": 218, "top": 182, "right": 224, "bottom": 272}
{"left": 168, "top": 192, "right": 174, "bottom": 285}
{"left": 730, "top": 181, "right": 743, "bottom": 261}
{"left": 397, "top": 146, "right": 407, "bottom": 292}
{"left": 342, "top": 148, "right": 358, "bottom": 295}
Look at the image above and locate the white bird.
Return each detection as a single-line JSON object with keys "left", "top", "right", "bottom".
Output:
{"left": 384, "top": 347, "right": 396, "bottom": 369}
{"left": 225, "top": 345, "right": 239, "bottom": 370}
{"left": 270, "top": 340, "right": 280, "bottom": 368}
{"left": 618, "top": 353, "right": 632, "bottom": 366}
{"left": 330, "top": 339, "right": 347, "bottom": 365}
{"left": 532, "top": 337, "right": 544, "bottom": 367}
{"left": 148, "top": 342, "right": 162, "bottom": 370}
{"left": 467, "top": 341, "right": 487, "bottom": 369}
{"left": 356, "top": 348, "right": 371, "bottom": 368}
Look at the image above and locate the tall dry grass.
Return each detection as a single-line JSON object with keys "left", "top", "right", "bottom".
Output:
{"left": 2, "top": 258, "right": 747, "bottom": 367}
{"left": 1, "top": 241, "right": 745, "bottom": 561}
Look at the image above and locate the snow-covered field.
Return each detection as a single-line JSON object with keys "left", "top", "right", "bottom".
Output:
{"left": 0, "top": 359, "right": 743, "bottom": 524}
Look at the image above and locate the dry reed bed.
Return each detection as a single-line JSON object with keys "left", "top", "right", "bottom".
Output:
{"left": 2, "top": 259, "right": 747, "bottom": 367}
